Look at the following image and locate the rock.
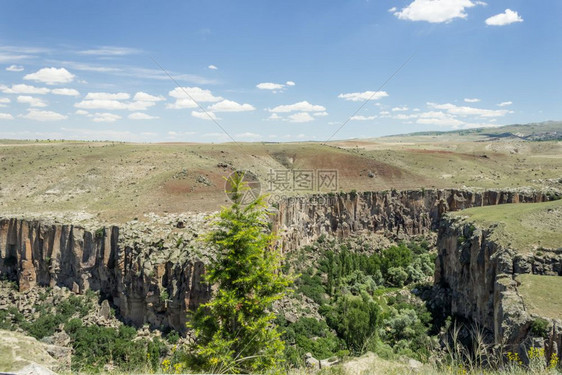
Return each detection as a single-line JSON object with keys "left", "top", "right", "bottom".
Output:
{"left": 16, "top": 363, "right": 58, "bottom": 375}
{"left": 98, "top": 300, "right": 111, "bottom": 320}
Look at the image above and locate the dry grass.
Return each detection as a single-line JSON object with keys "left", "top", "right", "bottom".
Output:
{"left": 517, "top": 274, "right": 562, "bottom": 320}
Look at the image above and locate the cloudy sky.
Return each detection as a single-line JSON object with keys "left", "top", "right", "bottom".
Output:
{"left": 0, "top": 0, "right": 560, "bottom": 142}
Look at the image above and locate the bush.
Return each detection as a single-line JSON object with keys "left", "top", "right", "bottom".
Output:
{"left": 530, "top": 318, "right": 550, "bottom": 338}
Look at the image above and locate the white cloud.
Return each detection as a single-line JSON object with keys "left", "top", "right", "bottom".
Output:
{"left": 269, "top": 101, "right": 326, "bottom": 113}
{"left": 51, "top": 88, "right": 80, "bottom": 96}
{"left": 267, "top": 113, "right": 282, "bottom": 120}
{"left": 464, "top": 98, "right": 481, "bottom": 103}
{"left": 257, "top": 82, "right": 285, "bottom": 90}
{"left": 1, "top": 84, "right": 50, "bottom": 94}
{"left": 75, "top": 99, "right": 129, "bottom": 110}
{"left": 128, "top": 112, "right": 158, "bottom": 120}
{"left": 24, "top": 67, "right": 75, "bottom": 85}
{"left": 417, "top": 116, "right": 465, "bottom": 127}
{"left": 0, "top": 112, "right": 14, "bottom": 120}
{"left": 75, "top": 98, "right": 155, "bottom": 111}
{"left": 192, "top": 111, "right": 218, "bottom": 121}
{"left": 167, "top": 87, "right": 222, "bottom": 109}
{"left": 17, "top": 95, "right": 47, "bottom": 107}
{"left": 485, "top": 9, "right": 523, "bottom": 26}
{"left": 85, "top": 92, "right": 130, "bottom": 100}
{"left": 286, "top": 81, "right": 296, "bottom": 86}
{"left": 394, "top": 0, "right": 481, "bottom": 23}
{"left": 236, "top": 132, "right": 261, "bottom": 140}
{"left": 79, "top": 46, "right": 141, "bottom": 56}
{"left": 288, "top": 112, "right": 315, "bottom": 123}
{"left": 313, "top": 111, "right": 329, "bottom": 117}
{"left": 6, "top": 65, "right": 24, "bottom": 72}
{"left": 133, "top": 92, "right": 165, "bottom": 102}
{"left": 497, "top": 101, "right": 513, "bottom": 107}
{"left": 208, "top": 65, "right": 218, "bottom": 70}
{"left": 388, "top": 7, "right": 397, "bottom": 12}
{"left": 207, "top": 99, "right": 255, "bottom": 112}
{"left": 75, "top": 110, "right": 89, "bottom": 115}
{"left": 338, "top": 90, "right": 389, "bottom": 102}
{"left": 392, "top": 106, "right": 409, "bottom": 112}
{"left": 0, "top": 98, "right": 10, "bottom": 107}
{"left": 127, "top": 101, "right": 156, "bottom": 111}
{"left": 350, "top": 115, "right": 377, "bottom": 121}
{"left": 21, "top": 109, "right": 67, "bottom": 121}
{"left": 427, "top": 102, "right": 512, "bottom": 117}
{"left": 92, "top": 113, "right": 121, "bottom": 122}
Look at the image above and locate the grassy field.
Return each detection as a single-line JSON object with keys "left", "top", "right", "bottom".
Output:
{"left": 517, "top": 274, "right": 562, "bottom": 321}
{"left": 451, "top": 199, "right": 562, "bottom": 252}
{"left": 0, "top": 122, "right": 560, "bottom": 223}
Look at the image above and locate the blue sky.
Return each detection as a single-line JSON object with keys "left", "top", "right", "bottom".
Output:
{"left": 0, "top": 0, "right": 560, "bottom": 142}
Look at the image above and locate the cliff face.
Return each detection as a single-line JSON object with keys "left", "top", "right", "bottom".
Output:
{"left": 0, "top": 218, "right": 210, "bottom": 332}
{"left": 0, "top": 189, "right": 553, "bottom": 333}
{"left": 435, "top": 216, "right": 562, "bottom": 357}
{"left": 276, "top": 189, "right": 548, "bottom": 251}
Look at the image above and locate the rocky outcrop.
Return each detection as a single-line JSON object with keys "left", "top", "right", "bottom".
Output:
{"left": 276, "top": 189, "right": 551, "bottom": 252}
{"left": 435, "top": 216, "right": 562, "bottom": 358}
{"left": 0, "top": 215, "right": 212, "bottom": 332}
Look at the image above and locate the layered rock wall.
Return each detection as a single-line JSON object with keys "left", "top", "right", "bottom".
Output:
{"left": 0, "top": 218, "right": 210, "bottom": 332}
{"left": 435, "top": 217, "right": 562, "bottom": 358}
{"left": 276, "top": 189, "right": 549, "bottom": 251}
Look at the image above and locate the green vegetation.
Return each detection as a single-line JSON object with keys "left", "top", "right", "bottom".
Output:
{"left": 285, "top": 239, "right": 437, "bottom": 365}
{"left": 452, "top": 200, "right": 562, "bottom": 252}
{"left": 517, "top": 274, "right": 562, "bottom": 321}
{"left": 187, "top": 172, "right": 292, "bottom": 374}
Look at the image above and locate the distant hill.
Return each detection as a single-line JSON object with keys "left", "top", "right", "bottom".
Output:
{"left": 379, "top": 121, "right": 562, "bottom": 142}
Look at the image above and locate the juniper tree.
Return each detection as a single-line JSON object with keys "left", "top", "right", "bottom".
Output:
{"left": 188, "top": 171, "right": 292, "bottom": 374}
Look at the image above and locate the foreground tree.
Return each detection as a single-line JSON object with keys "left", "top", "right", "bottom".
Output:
{"left": 188, "top": 172, "right": 292, "bottom": 374}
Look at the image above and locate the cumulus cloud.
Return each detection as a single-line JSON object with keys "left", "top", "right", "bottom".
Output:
{"left": 6, "top": 65, "right": 24, "bottom": 72}
{"left": 0, "top": 98, "right": 10, "bottom": 107}
{"left": 288, "top": 112, "right": 315, "bottom": 123}
{"left": 269, "top": 101, "right": 326, "bottom": 113}
{"left": 267, "top": 113, "right": 282, "bottom": 120}
{"left": 192, "top": 111, "right": 218, "bottom": 120}
{"left": 207, "top": 99, "right": 255, "bottom": 112}
{"left": 394, "top": 0, "right": 482, "bottom": 23}
{"left": 128, "top": 112, "right": 158, "bottom": 120}
{"left": 133, "top": 92, "right": 165, "bottom": 102}
{"left": 485, "top": 9, "right": 523, "bottom": 26}
{"left": 427, "top": 102, "right": 512, "bottom": 117}
{"left": 24, "top": 67, "right": 75, "bottom": 85}
{"left": 208, "top": 65, "right": 218, "bottom": 70}
{"left": 85, "top": 92, "right": 130, "bottom": 100}
{"left": 167, "top": 87, "right": 222, "bottom": 109}
{"left": 0, "top": 112, "right": 14, "bottom": 120}
{"left": 75, "top": 99, "right": 129, "bottom": 110}
{"left": 21, "top": 109, "right": 67, "bottom": 121}
{"left": 79, "top": 46, "right": 141, "bottom": 56}
{"left": 17, "top": 95, "right": 47, "bottom": 107}
{"left": 497, "top": 101, "right": 512, "bottom": 107}
{"left": 75, "top": 110, "right": 89, "bottom": 115}
{"left": 51, "top": 88, "right": 80, "bottom": 96}
{"left": 313, "top": 111, "right": 329, "bottom": 117}
{"left": 257, "top": 82, "right": 285, "bottom": 90}
{"left": 350, "top": 115, "right": 377, "bottom": 121}
{"left": 392, "top": 106, "right": 409, "bottom": 112}
{"left": 92, "top": 112, "right": 121, "bottom": 122}
{"left": 1, "top": 84, "right": 50, "bottom": 95}
{"left": 256, "top": 81, "right": 295, "bottom": 92}
{"left": 464, "top": 98, "right": 481, "bottom": 103}
{"left": 338, "top": 90, "right": 389, "bottom": 102}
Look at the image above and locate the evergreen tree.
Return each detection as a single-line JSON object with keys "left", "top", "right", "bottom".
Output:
{"left": 188, "top": 171, "right": 292, "bottom": 374}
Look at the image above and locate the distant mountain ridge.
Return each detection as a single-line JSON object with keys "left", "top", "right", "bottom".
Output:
{"left": 380, "top": 121, "right": 562, "bottom": 141}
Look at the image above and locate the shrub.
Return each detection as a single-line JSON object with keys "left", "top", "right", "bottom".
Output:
{"left": 530, "top": 318, "right": 550, "bottom": 338}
